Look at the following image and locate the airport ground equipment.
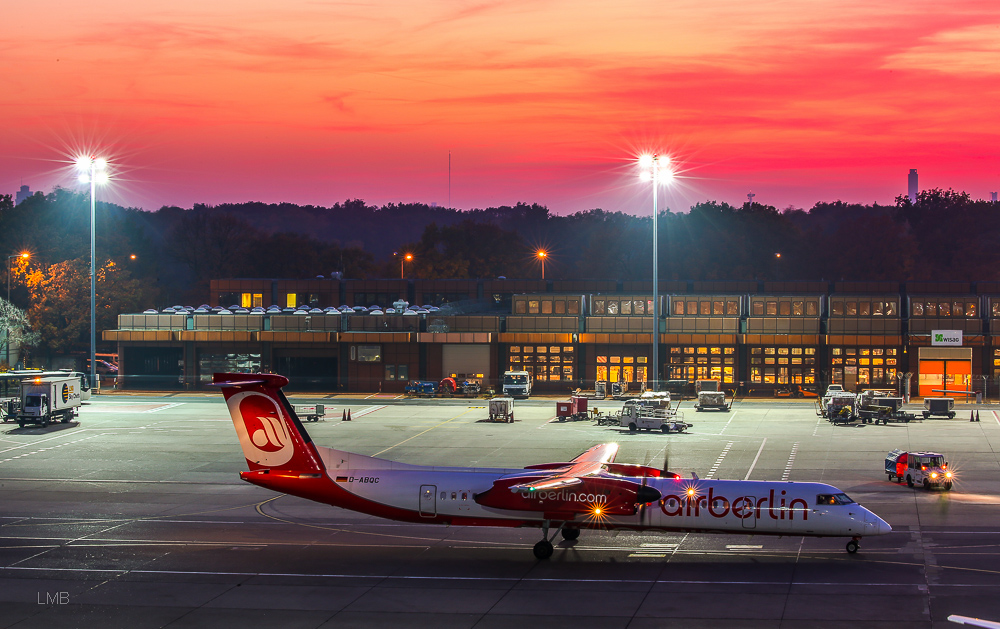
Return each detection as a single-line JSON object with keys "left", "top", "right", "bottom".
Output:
{"left": 15, "top": 376, "right": 82, "bottom": 428}
{"left": 923, "top": 397, "right": 956, "bottom": 419}
{"left": 618, "top": 402, "right": 691, "bottom": 434}
{"left": 555, "top": 396, "right": 589, "bottom": 421}
{"left": 694, "top": 380, "right": 729, "bottom": 411}
{"left": 487, "top": 397, "right": 514, "bottom": 423}
{"left": 822, "top": 393, "right": 859, "bottom": 423}
{"left": 291, "top": 404, "right": 325, "bottom": 422}
{"left": 404, "top": 380, "right": 438, "bottom": 396}
{"left": 885, "top": 449, "right": 953, "bottom": 490}
{"left": 864, "top": 396, "right": 916, "bottom": 424}
{"left": 502, "top": 370, "right": 531, "bottom": 398}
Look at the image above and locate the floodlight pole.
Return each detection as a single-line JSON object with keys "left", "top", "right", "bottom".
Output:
{"left": 89, "top": 160, "right": 97, "bottom": 392}
{"left": 651, "top": 158, "right": 659, "bottom": 392}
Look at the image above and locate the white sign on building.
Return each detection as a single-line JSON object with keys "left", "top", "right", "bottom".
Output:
{"left": 931, "top": 330, "right": 963, "bottom": 346}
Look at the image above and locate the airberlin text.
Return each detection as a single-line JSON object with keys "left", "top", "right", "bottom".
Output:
{"left": 527, "top": 490, "right": 609, "bottom": 504}
{"left": 660, "top": 488, "right": 808, "bottom": 520}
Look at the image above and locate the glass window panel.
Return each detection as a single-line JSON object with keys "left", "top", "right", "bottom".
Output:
{"left": 778, "top": 347, "right": 789, "bottom": 355}
{"left": 398, "top": 365, "right": 409, "bottom": 380}
{"left": 859, "top": 302, "right": 870, "bottom": 316}
{"left": 700, "top": 302, "right": 711, "bottom": 315}
{"left": 593, "top": 300, "right": 605, "bottom": 315}
{"left": 967, "top": 302, "right": 977, "bottom": 317}
{"left": 873, "top": 301, "right": 884, "bottom": 315}
{"left": 792, "top": 301, "right": 803, "bottom": 316}
{"left": 952, "top": 301, "right": 963, "bottom": 317}
{"left": 714, "top": 301, "right": 724, "bottom": 315}
{"left": 515, "top": 300, "right": 526, "bottom": 314}
{"left": 637, "top": 356, "right": 647, "bottom": 363}
{"left": 621, "top": 300, "right": 632, "bottom": 315}
{"left": 939, "top": 302, "right": 950, "bottom": 316}
{"left": 846, "top": 301, "right": 857, "bottom": 316}
{"left": 687, "top": 301, "right": 699, "bottom": 315}
{"left": 766, "top": 301, "right": 777, "bottom": 315}
{"left": 753, "top": 301, "right": 764, "bottom": 315}
{"left": 633, "top": 300, "right": 645, "bottom": 315}
{"left": 524, "top": 346, "right": 534, "bottom": 353}
{"left": 792, "top": 347, "right": 802, "bottom": 354}
{"left": 779, "top": 302, "right": 791, "bottom": 316}
{"left": 541, "top": 301, "right": 552, "bottom": 314}
{"left": 860, "top": 348, "right": 870, "bottom": 355}
{"left": 806, "top": 301, "right": 818, "bottom": 316}
{"left": 528, "top": 300, "right": 540, "bottom": 314}
{"left": 357, "top": 345, "right": 381, "bottom": 362}
{"left": 764, "top": 347, "right": 776, "bottom": 355}
{"left": 537, "top": 346, "right": 547, "bottom": 353}
{"left": 623, "top": 356, "right": 634, "bottom": 363}
{"left": 805, "top": 348, "right": 816, "bottom": 355}
{"left": 554, "top": 300, "right": 566, "bottom": 314}
{"left": 725, "top": 347, "right": 735, "bottom": 354}
{"left": 673, "top": 301, "right": 685, "bottom": 315}
{"left": 607, "top": 301, "right": 619, "bottom": 315}
{"left": 611, "top": 356, "right": 621, "bottom": 363}
{"left": 886, "top": 302, "right": 897, "bottom": 316}
{"left": 697, "top": 347, "right": 709, "bottom": 354}
{"left": 832, "top": 302, "right": 844, "bottom": 316}
{"left": 727, "top": 301, "right": 739, "bottom": 315}
{"left": 568, "top": 300, "right": 580, "bottom": 314}
{"left": 385, "top": 365, "right": 396, "bottom": 380}
{"left": 925, "top": 302, "right": 936, "bottom": 316}
{"left": 711, "top": 347, "right": 722, "bottom": 354}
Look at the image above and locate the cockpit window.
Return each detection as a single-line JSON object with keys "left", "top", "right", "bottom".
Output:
{"left": 816, "top": 493, "right": 855, "bottom": 506}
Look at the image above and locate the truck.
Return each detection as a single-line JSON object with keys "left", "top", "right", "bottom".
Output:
{"left": 502, "top": 370, "right": 532, "bottom": 398}
{"left": 618, "top": 402, "right": 691, "bottom": 434}
{"left": 885, "top": 449, "right": 953, "bottom": 490}
{"left": 15, "top": 376, "right": 82, "bottom": 428}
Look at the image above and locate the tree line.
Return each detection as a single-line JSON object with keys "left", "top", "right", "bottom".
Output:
{"left": 0, "top": 186, "right": 997, "bottom": 360}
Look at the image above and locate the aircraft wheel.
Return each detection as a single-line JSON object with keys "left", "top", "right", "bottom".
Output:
{"left": 628, "top": 422, "right": 637, "bottom": 433}
{"left": 906, "top": 475, "right": 914, "bottom": 488}
{"left": 846, "top": 540, "right": 860, "bottom": 554}
{"left": 533, "top": 540, "right": 554, "bottom": 560}
{"left": 561, "top": 528, "right": 580, "bottom": 541}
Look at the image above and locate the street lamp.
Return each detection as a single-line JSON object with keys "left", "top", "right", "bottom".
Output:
{"left": 638, "top": 154, "right": 674, "bottom": 391}
{"left": 397, "top": 252, "right": 413, "bottom": 279}
{"left": 6, "top": 252, "right": 29, "bottom": 367}
{"left": 76, "top": 155, "right": 110, "bottom": 391}
{"left": 536, "top": 250, "right": 547, "bottom": 279}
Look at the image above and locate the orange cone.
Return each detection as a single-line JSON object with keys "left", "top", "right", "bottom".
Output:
{"left": 970, "top": 410, "right": 975, "bottom": 422}
{"left": 976, "top": 410, "right": 981, "bottom": 422}
{"left": 347, "top": 409, "right": 352, "bottom": 421}
{"left": 342, "top": 409, "right": 347, "bottom": 421}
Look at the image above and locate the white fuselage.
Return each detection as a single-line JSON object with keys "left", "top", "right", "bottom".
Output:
{"left": 317, "top": 446, "right": 889, "bottom": 538}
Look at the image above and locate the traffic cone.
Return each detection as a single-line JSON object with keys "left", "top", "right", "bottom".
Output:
{"left": 342, "top": 409, "right": 347, "bottom": 421}
{"left": 976, "top": 410, "right": 981, "bottom": 422}
{"left": 347, "top": 409, "right": 352, "bottom": 421}
{"left": 970, "top": 410, "right": 975, "bottom": 422}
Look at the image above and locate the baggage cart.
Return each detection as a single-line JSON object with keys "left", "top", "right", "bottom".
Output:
{"left": 488, "top": 397, "right": 514, "bottom": 423}
{"left": 555, "top": 396, "right": 588, "bottom": 421}
{"left": 922, "top": 397, "right": 955, "bottom": 419}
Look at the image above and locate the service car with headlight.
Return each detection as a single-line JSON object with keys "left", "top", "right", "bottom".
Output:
{"left": 886, "top": 449, "right": 953, "bottom": 490}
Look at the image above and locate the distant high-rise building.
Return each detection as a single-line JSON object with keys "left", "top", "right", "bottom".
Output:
{"left": 992, "top": 192, "right": 998, "bottom": 203}
{"left": 907, "top": 169, "right": 918, "bottom": 203}
{"left": 14, "top": 184, "right": 31, "bottom": 205}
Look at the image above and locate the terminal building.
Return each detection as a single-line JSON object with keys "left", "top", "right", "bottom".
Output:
{"left": 103, "top": 278, "right": 1000, "bottom": 396}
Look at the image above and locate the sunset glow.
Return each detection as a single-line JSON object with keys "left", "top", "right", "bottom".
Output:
{"left": 3, "top": 0, "right": 998, "bottom": 213}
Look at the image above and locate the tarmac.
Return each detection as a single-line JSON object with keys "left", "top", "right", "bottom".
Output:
{"left": 1, "top": 394, "right": 999, "bottom": 628}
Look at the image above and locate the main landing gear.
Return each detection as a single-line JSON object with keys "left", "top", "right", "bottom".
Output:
{"left": 533, "top": 520, "right": 579, "bottom": 559}
{"left": 846, "top": 536, "right": 861, "bottom": 554}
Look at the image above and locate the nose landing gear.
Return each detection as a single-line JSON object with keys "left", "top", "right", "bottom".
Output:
{"left": 846, "top": 536, "right": 861, "bottom": 554}
{"left": 533, "top": 520, "right": 571, "bottom": 560}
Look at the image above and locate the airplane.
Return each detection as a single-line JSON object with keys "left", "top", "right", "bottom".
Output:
{"left": 215, "top": 372, "right": 892, "bottom": 559}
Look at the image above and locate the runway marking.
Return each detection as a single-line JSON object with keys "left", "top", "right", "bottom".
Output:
{"left": 719, "top": 411, "right": 737, "bottom": 434}
{"left": 781, "top": 442, "right": 799, "bottom": 481}
{"left": 993, "top": 410, "right": 999, "bottom": 426}
{"left": 144, "top": 403, "right": 184, "bottom": 413}
{"left": 743, "top": 438, "right": 767, "bottom": 481}
{"left": 705, "top": 441, "right": 734, "bottom": 479}
{"left": 351, "top": 405, "right": 386, "bottom": 418}
{"left": 0, "top": 433, "right": 105, "bottom": 464}
{"left": 371, "top": 406, "right": 473, "bottom": 456}
{"left": 812, "top": 415, "right": 824, "bottom": 437}
{"left": 726, "top": 544, "right": 763, "bottom": 550}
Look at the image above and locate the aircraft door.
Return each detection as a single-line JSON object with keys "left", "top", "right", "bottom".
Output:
{"left": 419, "top": 485, "right": 437, "bottom": 517}
{"left": 741, "top": 496, "right": 757, "bottom": 529}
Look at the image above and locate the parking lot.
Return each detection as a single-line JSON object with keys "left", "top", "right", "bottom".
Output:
{"left": 1, "top": 394, "right": 999, "bottom": 628}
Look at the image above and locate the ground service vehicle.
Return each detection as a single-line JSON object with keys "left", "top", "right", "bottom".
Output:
{"left": 502, "top": 370, "right": 531, "bottom": 398}
{"left": 923, "top": 397, "right": 956, "bottom": 419}
{"left": 694, "top": 381, "right": 728, "bottom": 411}
{"left": 556, "top": 396, "right": 589, "bottom": 421}
{"left": 487, "top": 397, "right": 514, "bottom": 423}
{"left": 291, "top": 404, "right": 325, "bottom": 422}
{"left": 618, "top": 402, "right": 691, "bottom": 433}
{"left": 16, "top": 376, "right": 82, "bottom": 427}
{"left": 404, "top": 380, "right": 438, "bottom": 396}
{"left": 885, "top": 449, "right": 953, "bottom": 490}
{"left": 215, "top": 372, "right": 891, "bottom": 559}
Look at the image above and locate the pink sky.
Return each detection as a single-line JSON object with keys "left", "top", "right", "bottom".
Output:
{"left": 2, "top": 0, "right": 998, "bottom": 214}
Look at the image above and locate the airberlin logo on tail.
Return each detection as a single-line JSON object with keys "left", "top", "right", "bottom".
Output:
{"left": 226, "top": 391, "right": 295, "bottom": 467}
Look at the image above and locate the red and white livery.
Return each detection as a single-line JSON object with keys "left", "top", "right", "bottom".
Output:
{"left": 216, "top": 373, "right": 891, "bottom": 559}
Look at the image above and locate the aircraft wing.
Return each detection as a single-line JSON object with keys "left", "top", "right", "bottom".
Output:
{"left": 569, "top": 443, "right": 619, "bottom": 464}
{"left": 949, "top": 616, "right": 1000, "bottom": 629}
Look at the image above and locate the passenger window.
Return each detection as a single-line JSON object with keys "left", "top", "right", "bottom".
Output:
{"left": 451, "top": 492, "right": 457, "bottom": 500}
{"left": 462, "top": 492, "right": 468, "bottom": 501}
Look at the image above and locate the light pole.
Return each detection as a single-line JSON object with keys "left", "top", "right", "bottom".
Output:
{"left": 6, "top": 252, "right": 29, "bottom": 367}
{"left": 397, "top": 252, "right": 413, "bottom": 279}
{"left": 536, "top": 250, "right": 547, "bottom": 279}
{"left": 639, "top": 154, "right": 673, "bottom": 391}
{"left": 76, "top": 155, "right": 109, "bottom": 391}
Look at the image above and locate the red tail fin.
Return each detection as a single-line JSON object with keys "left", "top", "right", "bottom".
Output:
{"left": 214, "top": 372, "right": 324, "bottom": 473}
